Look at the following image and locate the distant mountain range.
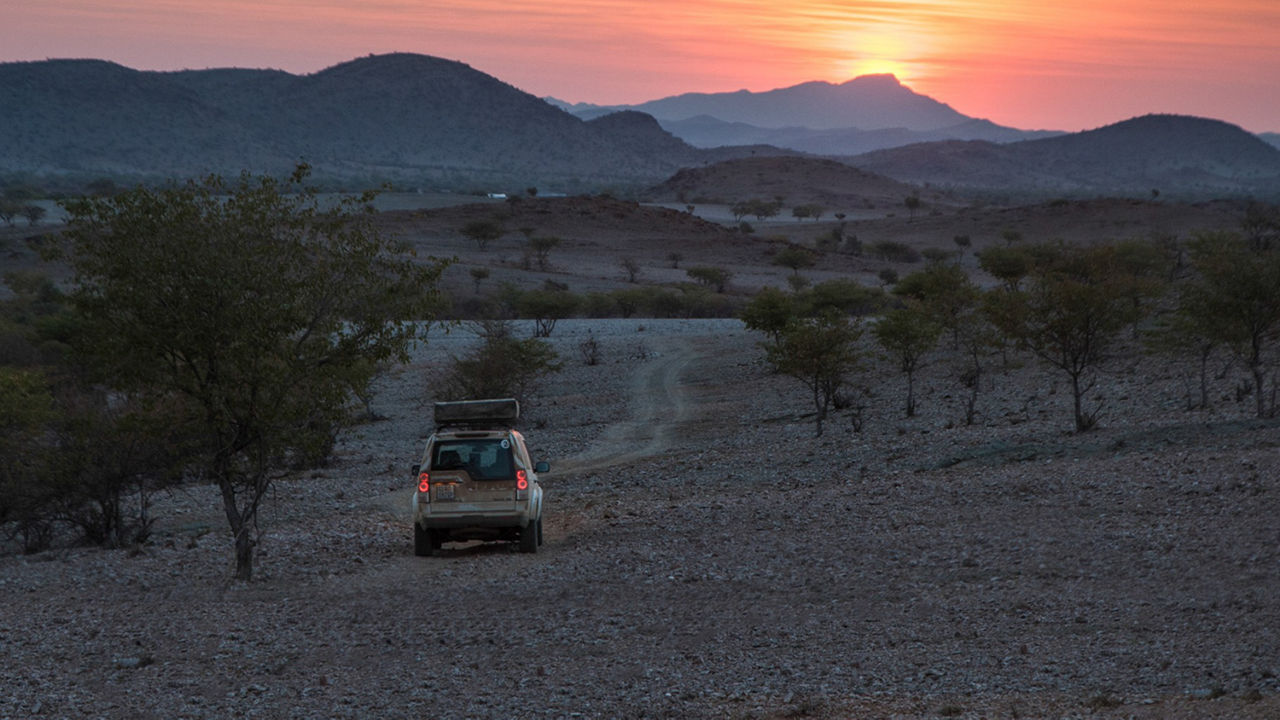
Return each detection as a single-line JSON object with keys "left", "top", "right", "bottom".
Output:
{"left": 548, "top": 75, "right": 1063, "bottom": 155}
{"left": 2, "top": 53, "right": 1279, "bottom": 200}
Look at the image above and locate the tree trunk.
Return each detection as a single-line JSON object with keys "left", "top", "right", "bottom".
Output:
{"left": 1252, "top": 361, "right": 1268, "bottom": 418}
{"left": 234, "top": 525, "right": 254, "bottom": 582}
{"left": 219, "top": 476, "right": 256, "bottom": 582}
{"left": 905, "top": 370, "right": 916, "bottom": 417}
{"left": 812, "top": 382, "right": 825, "bottom": 437}
{"left": 1197, "top": 345, "right": 1212, "bottom": 410}
{"left": 1071, "top": 372, "right": 1090, "bottom": 432}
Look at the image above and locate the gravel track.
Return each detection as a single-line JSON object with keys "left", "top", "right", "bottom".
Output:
{"left": 3, "top": 319, "right": 1279, "bottom": 720}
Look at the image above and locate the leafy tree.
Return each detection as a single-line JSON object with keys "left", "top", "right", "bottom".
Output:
{"left": 1145, "top": 295, "right": 1222, "bottom": 411}
{"left": 786, "top": 274, "right": 810, "bottom": 293}
{"left": 460, "top": 219, "right": 504, "bottom": 251}
{"left": 903, "top": 194, "right": 921, "bottom": 220}
{"left": 528, "top": 235, "right": 561, "bottom": 271}
{"left": 803, "top": 278, "right": 885, "bottom": 317}
{"left": 984, "top": 242, "right": 1151, "bottom": 431}
{"left": 58, "top": 167, "right": 449, "bottom": 580}
{"left": 952, "top": 295, "right": 1000, "bottom": 425}
{"left": 0, "top": 367, "right": 56, "bottom": 549}
{"left": 732, "top": 198, "right": 783, "bottom": 222}
{"left": 469, "top": 266, "right": 491, "bottom": 294}
{"left": 772, "top": 246, "right": 815, "bottom": 276}
{"left": 869, "top": 240, "right": 921, "bottom": 263}
{"left": 612, "top": 287, "right": 652, "bottom": 318}
{"left": 764, "top": 311, "right": 862, "bottom": 436}
{"left": 791, "top": 204, "right": 824, "bottom": 222}
{"left": 440, "top": 320, "right": 560, "bottom": 403}
{"left": 740, "top": 287, "right": 796, "bottom": 343}
{"left": 894, "top": 264, "right": 979, "bottom": 348}
{"left": 1180, "top": 231, "right": 1280, "bottom": 417}
{"left": 873, "top": 304, "right": 942, "bottom": 417}
{"left": 517, "top": 287, "right": 579, "bottom": 337}
{"left": 686, "top": 266, "right": 732, "bottom": 293}
{"left": 978, "top": 245, "right": 1033, "bottom": 291}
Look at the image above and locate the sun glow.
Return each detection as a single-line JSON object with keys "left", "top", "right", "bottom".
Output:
{"left": 849, "top": 58, "right": 910, "bottom": 80}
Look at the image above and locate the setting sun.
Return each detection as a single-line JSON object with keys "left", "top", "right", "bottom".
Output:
{"left": 849, "top": 58, "right": 912, "bottom": 81}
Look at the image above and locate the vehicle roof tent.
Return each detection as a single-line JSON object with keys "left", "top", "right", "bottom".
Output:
{"left": 433, "top": 398, "right": 520, "bottom": 429}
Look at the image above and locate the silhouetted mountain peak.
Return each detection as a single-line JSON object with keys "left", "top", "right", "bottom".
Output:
{"left": 839, "top": 73, "right": 903, "bottom": 88}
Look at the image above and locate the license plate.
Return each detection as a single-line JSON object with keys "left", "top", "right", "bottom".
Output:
{"left": 436, "top": 484, "right": 455, "bottom": 501}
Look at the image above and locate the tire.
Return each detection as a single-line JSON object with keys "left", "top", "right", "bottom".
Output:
{"left": 414, "top": 524, "right": 435, "bottom": 557}
{"left": 519, "top": 519, "right": 538, "bottom": 554}
{"left": 537, "top": 516, "right": 544, "bottom": 546}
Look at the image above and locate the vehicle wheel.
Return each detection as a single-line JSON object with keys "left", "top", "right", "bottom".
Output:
{"left": 519, "top": 520, "right": 538, "bottom": 554}
{"left": 414, "top": 524, "right": 435, "bottom": 557}
{"left": 537, "top": 516, "right": 544, "bottom": 546}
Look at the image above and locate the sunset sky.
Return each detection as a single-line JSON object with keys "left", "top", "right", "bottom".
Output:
{"left": 4, "top": 0, "right": 1279, "bottom": 132}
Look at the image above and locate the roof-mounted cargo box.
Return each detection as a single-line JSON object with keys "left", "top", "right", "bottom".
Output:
{"left": 433, "top": 398, "right": 520, "bottom": 429}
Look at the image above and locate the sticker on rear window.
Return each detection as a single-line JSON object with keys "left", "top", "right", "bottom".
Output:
{"left": 500, "top": 439, "right": 510, "bottom": 449}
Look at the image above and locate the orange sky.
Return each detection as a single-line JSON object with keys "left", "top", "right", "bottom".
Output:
{"left": 4, "top": 0, "right": 1279, "bottom": 132}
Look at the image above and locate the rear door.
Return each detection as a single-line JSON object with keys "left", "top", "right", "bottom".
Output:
{"left": 430, "top": 436, "right": 517, "bottom": 511}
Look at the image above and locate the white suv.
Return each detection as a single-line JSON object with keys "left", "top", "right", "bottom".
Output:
{"left": 411, "top": 399, "right": 547, "bottom": 556}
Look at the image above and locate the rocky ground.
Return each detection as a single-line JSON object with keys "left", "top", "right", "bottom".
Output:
{"left": 3, "top": 317, "right": 1278, "bottom": 719}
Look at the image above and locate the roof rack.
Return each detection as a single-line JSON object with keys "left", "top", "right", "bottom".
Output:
{"left": 433, "top": 398, "right": 520, "bottom": 429}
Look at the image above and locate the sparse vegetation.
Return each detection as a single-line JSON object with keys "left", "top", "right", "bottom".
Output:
{"left": 54, "top": 166, "right": 449, "bottom": 580}
{"left": 439, "top": 319, "right": 561, "bottom": 404}
{"left": 686, "top": 266, "right": 732, "bottom": 293}
{"left": 873, "top": 303, "right": 942, "bottom": 417}
{"left": 764, "top": 310, "right": 862, "bottom": 436}
{"left": 461, "top": 219, "right": 504, "bottom": 251}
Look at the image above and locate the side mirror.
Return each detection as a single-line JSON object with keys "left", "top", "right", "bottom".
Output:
{"left": 534, "top": 461, "right": 550, "bottom": 473}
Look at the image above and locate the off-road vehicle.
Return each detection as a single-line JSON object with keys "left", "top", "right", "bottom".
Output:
{"left": 411, "top": 398, "right": 548, "bottom": 556}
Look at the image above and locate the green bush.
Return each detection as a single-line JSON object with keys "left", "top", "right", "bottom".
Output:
{"left": 439, "top": 320, "right": 561, "bottom": 403}
{"left": 869, "top": 240, "right": 922, "bottom": 263}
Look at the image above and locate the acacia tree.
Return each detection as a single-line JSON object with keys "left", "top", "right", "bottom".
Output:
{"left": 1180, "top": 231, "right": 1280, "bottom": 417}
{"left": 765, "top": 310, "right": 862, "bottom": 436}
{"left": 528, "top": 235, "right": 561, "bottom": 271}
{"left": 518, "top": 287, "right": 580, "bottom": 337}
{"left": 686, "top": 266, "right": 732, "bottom": 293}
{"left": 772, "top": 246, "right": 816, "bottom": 277}
{"left": 740, "top": 286, "right": 796, "bottom": 344}
{"left": 985, "top": 242, "right": 1150, "bottom": 432}
{"left": 60, "top": 167, "right": 449, "bottom": 580}
{"left": 460, "top": 219, "right": 504, "bottom": 251}
{"left": 873, "top": 304, "right": 942, "bottom": 417}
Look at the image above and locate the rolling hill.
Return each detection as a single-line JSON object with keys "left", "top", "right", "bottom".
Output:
{"left": 850, "top": 115, "right": 1280, "bottom": 198}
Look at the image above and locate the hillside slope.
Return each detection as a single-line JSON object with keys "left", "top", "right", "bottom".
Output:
{"left": 851, "top": 115, "right": 1280, "bottom": 198}
{"left": 0, "top": 54, "right": 732, "bottom": 189}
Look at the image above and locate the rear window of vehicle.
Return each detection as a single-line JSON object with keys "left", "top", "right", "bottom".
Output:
{"left": 431, "top": 438, "right": 514, "bottom": 481}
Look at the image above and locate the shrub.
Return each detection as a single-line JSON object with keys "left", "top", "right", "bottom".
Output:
{"left": 439, "top": 320, "right": 561, "bottom": 403}
{"left": 869, "top": 240, "right": 922, "bottom": 263}
{"left": 686, "top": 266, "right": 732, "bottom": 293}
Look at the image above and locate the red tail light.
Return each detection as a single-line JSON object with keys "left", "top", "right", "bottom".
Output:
{"left": 516, "top": 469, "right": 528, "bottom": 490}
{"left": 417, "top": 472, "right": 430, "bottom": 493}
